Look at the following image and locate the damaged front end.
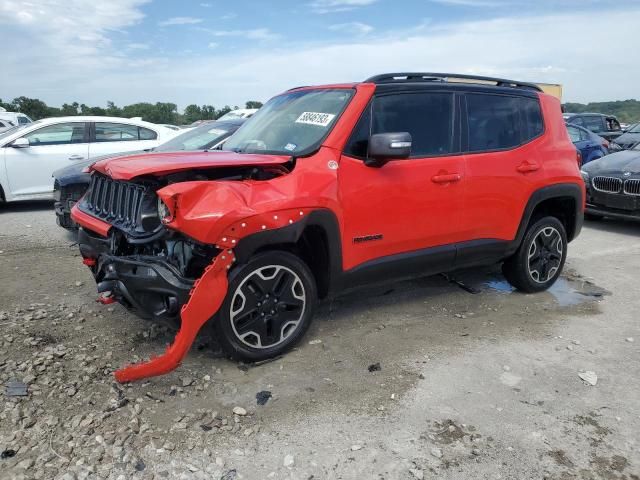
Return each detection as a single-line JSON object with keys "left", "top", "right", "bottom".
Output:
{"left": 72, "top": 158, "right": 297, "bottom": 382}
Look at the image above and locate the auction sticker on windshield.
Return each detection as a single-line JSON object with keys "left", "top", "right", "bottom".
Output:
{"left": 295, "top": 112, "right": 336, "bottom": 127}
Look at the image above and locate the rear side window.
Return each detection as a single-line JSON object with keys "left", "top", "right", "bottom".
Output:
{"left": 25, "top": 123, "right": 86, "bottom": 145}
{"left": 582, "top": 116, "right": 604, "bottom": 133}
{"left": 567, "top": 125, "right": 584, "bottom": 142}
{"left": 467, "top": 94, "right": 521, "bottom": 151}
{"left": 371, "top": 92, "right": 454, "bottom": 157}
{"left": 94, "top": 122, "right": 157, "bottom": 142}
{"left": 466, "top": 93, "right": 543, "bottom": 152}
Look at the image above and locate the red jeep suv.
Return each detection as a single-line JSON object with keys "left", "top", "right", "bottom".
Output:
{"left": 71, "top": 73, "right": 584, "bottom": 382}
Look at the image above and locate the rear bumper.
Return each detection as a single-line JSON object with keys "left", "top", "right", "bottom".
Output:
{"left": 78, "top": 228, "right": 193, "bottom": 322}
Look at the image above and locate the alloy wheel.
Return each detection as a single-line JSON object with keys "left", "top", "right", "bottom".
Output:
{"left": 230, "top": 265, "right": 306, "bottom": 349}
{"left": 527, "top": 226, "right": 563, "bottom": 283}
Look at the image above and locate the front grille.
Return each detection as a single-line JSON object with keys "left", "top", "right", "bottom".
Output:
{"left": 592, "top": 176, "right": 622, "bottom": 193}
{"left": 624, "top": 179, "right": 640, "bottom": 196}
{"left": 80, "top": 173, "right": 160, "bottom": 236}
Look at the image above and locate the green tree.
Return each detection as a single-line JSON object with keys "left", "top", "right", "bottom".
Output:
{"left": 183, "top": 104, "right": 203, "bottom": 124}
{"left": 11, "top": 96, "right": 50, "bottom": 120}
{"left": 60, "top": 103, "right": 79, "bottom": 116}
{"left": 106, "top": 101, "right": 122, "bottom": 117}
{"left": 215, "top": 105, "right": 232, "bottom": 119}
{"left": 245, "top": 101, "right": 263, "bottom": 109}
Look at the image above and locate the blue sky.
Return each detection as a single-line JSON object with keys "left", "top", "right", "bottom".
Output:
{"left": 1, "top": 0, "right": 638, "bottom": 109}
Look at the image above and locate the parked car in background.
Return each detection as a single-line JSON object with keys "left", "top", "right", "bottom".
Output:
{"left": 563, "top": 112, "right": 623, "bottom": 142}
{"left": 0, "top": 108, "right": 33, "bottom": 126}
{"left": 0, "top": 119, "right": 15, "bottom": 133}
{"left": 581, "top": 142, "right": 640, "bottom": 221}
{"left": 53, "top": 119, "right": 245, "bottom": 228}
{"left": 0, "top": 116, "right": 179, "bottom": 203}
{"left": 612, "top": 122, "right": 640, "bottom": 150}
{"left": 566, "top": 123, "right": 609, "bottom": 164}
{"left": 217, "top": 108, "right": 258, "bottom": 121}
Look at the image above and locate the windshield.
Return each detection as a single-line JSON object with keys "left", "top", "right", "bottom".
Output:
{"left": 156, "top": 122, "right": 237, "bottom": 151}
{"left": 223, "top": 89, "right": 354, "bottom": 155}
{"left": 628, "top": 123, "right": 640, "bottom": 133}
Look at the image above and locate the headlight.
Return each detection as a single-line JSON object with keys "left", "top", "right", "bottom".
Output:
{"left": 157, "top": 196, "right": 174, "bottom": 224}
{"left": 580, "top": 170, "right": 590, "bottom": 186}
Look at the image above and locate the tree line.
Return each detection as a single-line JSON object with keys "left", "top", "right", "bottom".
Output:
{"left": 0, "top": 97, "right": 264, "bottom": 125}
{"left": 562, "top": 99, "right": 640, "bottom": 124}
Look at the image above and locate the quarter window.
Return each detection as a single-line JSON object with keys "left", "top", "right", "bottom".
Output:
{"left": 94, "top": 122, "right": 157, "bottom": 142}
{"left": 521, "top": 97, "right": 544, "bottom": 140}
{"left": 25, "top": 123, "right": 86, "bottom": 145}
{"left": 18, "top": 116, "right": 30, "bottom": 125}
{"left": 370, "top": 93, "right": 454, "bottom": 157}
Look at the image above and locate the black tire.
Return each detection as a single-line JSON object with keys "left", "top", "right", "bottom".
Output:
{"left": 584, "top": 212, "right": 604, "bottom": 221}
{"left": 502, "top": 216, "right": 567, "bottom": 293}
{"left": 213, "top": 250, "right": 317, "bottom": 362}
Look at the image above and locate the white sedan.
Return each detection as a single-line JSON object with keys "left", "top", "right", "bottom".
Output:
{"left": 0, "top": 116, "right": 179, "bottom": 202}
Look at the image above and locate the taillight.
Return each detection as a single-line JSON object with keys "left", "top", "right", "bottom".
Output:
{"left": 576, "top": 150, "right": 582, "bottom": 167}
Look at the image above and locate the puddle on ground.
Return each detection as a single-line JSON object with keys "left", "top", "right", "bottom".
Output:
{"left": 451, "top": 269, "right": 610, "bottom": 308}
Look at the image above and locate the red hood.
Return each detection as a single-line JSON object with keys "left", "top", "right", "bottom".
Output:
{"left": 91, "top": 151, "right": 292, "bottom": 181}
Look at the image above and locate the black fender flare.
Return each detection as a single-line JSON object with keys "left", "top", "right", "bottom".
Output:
{"left": 507, "top": 182, "right": 584, "bottom": 255}
{"left": 233, "top": 208, "right": 343, "bottom": 297}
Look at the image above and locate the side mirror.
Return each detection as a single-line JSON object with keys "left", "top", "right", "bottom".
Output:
{"left": 365, "top": 132, "right": 412, "bottom": 167}
{"left": 11, "top": 137, "right": 30, "bottom": 148}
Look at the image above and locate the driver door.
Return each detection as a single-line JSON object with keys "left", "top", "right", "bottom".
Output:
{"left": 339, "top": 91, "right": 465, "bottom": 273}
{"left": 4, "top": 122, "right": 88, "bottom": 197}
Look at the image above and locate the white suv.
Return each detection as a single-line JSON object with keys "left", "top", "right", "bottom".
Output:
{"left": 0, "top": 116, "right": 179, "bottom": 202}
{"left": 0, "top": 110, "right": 33, "bottom": 127}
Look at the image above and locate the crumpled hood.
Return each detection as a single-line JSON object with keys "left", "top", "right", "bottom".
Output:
{"left": 583, "top": 149, "right": 640, "bottom": 175}
{"left": 91, "top": 151, "right": 292, "bottom": 181}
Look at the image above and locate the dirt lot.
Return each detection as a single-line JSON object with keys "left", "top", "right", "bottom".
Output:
{"left": 1, "top": 201, "right": 639, "bottom": 480}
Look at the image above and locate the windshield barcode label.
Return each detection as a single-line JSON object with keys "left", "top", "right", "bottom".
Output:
{"left": 295, "top": 112, "right": 336, "bottom": 127}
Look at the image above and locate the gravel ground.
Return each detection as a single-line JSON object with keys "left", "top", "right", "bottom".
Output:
{"left": 0, "top": 201, "right": 639, "bottom": 480}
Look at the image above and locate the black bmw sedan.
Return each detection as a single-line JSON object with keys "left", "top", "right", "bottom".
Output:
{"left": 581, "top": 142, "right": 640, "bottom": 221}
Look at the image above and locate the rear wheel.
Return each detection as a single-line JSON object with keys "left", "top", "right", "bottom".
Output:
{"left": 503, "top": 216, "right": 567, "bottom": 293}
{"left": 213, "top": 251, "right": 317, "bottom": 362}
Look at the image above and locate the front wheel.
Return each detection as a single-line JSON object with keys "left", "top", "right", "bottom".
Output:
{"left": 213, "top": 251, "right": 317, "bottom": 362}
{"left": 502, "top": 216, "right": 567, "bottom": 293}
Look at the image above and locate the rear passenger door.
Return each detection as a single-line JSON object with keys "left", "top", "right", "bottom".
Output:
{"left": 339, "top": 90, "right": 465, "bottom": 272}
{"left": 89, "top": 122, "right": 159, "bottom": 159}
{"left": 460, "top": 93, "right": 545, "bottom": 253}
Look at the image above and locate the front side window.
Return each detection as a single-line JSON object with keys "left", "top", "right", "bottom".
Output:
{"left": 94, "top": 123, "right": 157, "bottom": 142}
{"left": 223, "top": 89, "right": 354, "bottom": 155}
{"left": 371, "top": 92, "right": 454, "bottom": 157}
{"left": 25, "top": 123, "right": 86, "bottom": 145}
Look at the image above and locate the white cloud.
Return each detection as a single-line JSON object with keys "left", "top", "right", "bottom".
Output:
{"left": 329, "top": 22, "right": 374, "bottom": 35}
{"left": 158, "top": 16, "right": 203, "bottom": 27}
{"left": 208, "top": 42, "right": 219, "bottom": 49}
{"left": 200, "top": 2, "right": 212, "bottom": 6}
{"left": 309, "top": 0, "right": 377, "bottom": 14}
{"left": 1, "top": 5, "right": 638, "bottom": 108}
{"left": 430, "top": 0, "right": 505, "bottom": 6}
{"left": 221, "top": 13, "right": 238, "bottom": 20}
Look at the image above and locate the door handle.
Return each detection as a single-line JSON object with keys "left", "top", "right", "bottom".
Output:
{"left": 69, "top": 155, "right": 84, "bottom": 161}
{"left": 431, "top": 173, "right": 462, "bottom": 184}
{"left": 516, "top": 161, "right": 540, "bottom": 173}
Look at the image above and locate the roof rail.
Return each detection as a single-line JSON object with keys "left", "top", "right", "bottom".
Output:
{"left": 364, "top": 72, "right": 542, "bottom": 92}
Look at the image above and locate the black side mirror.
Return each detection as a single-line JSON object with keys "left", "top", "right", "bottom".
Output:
{"left": 365, "top": 132, "right": 412, "bottom": 167}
